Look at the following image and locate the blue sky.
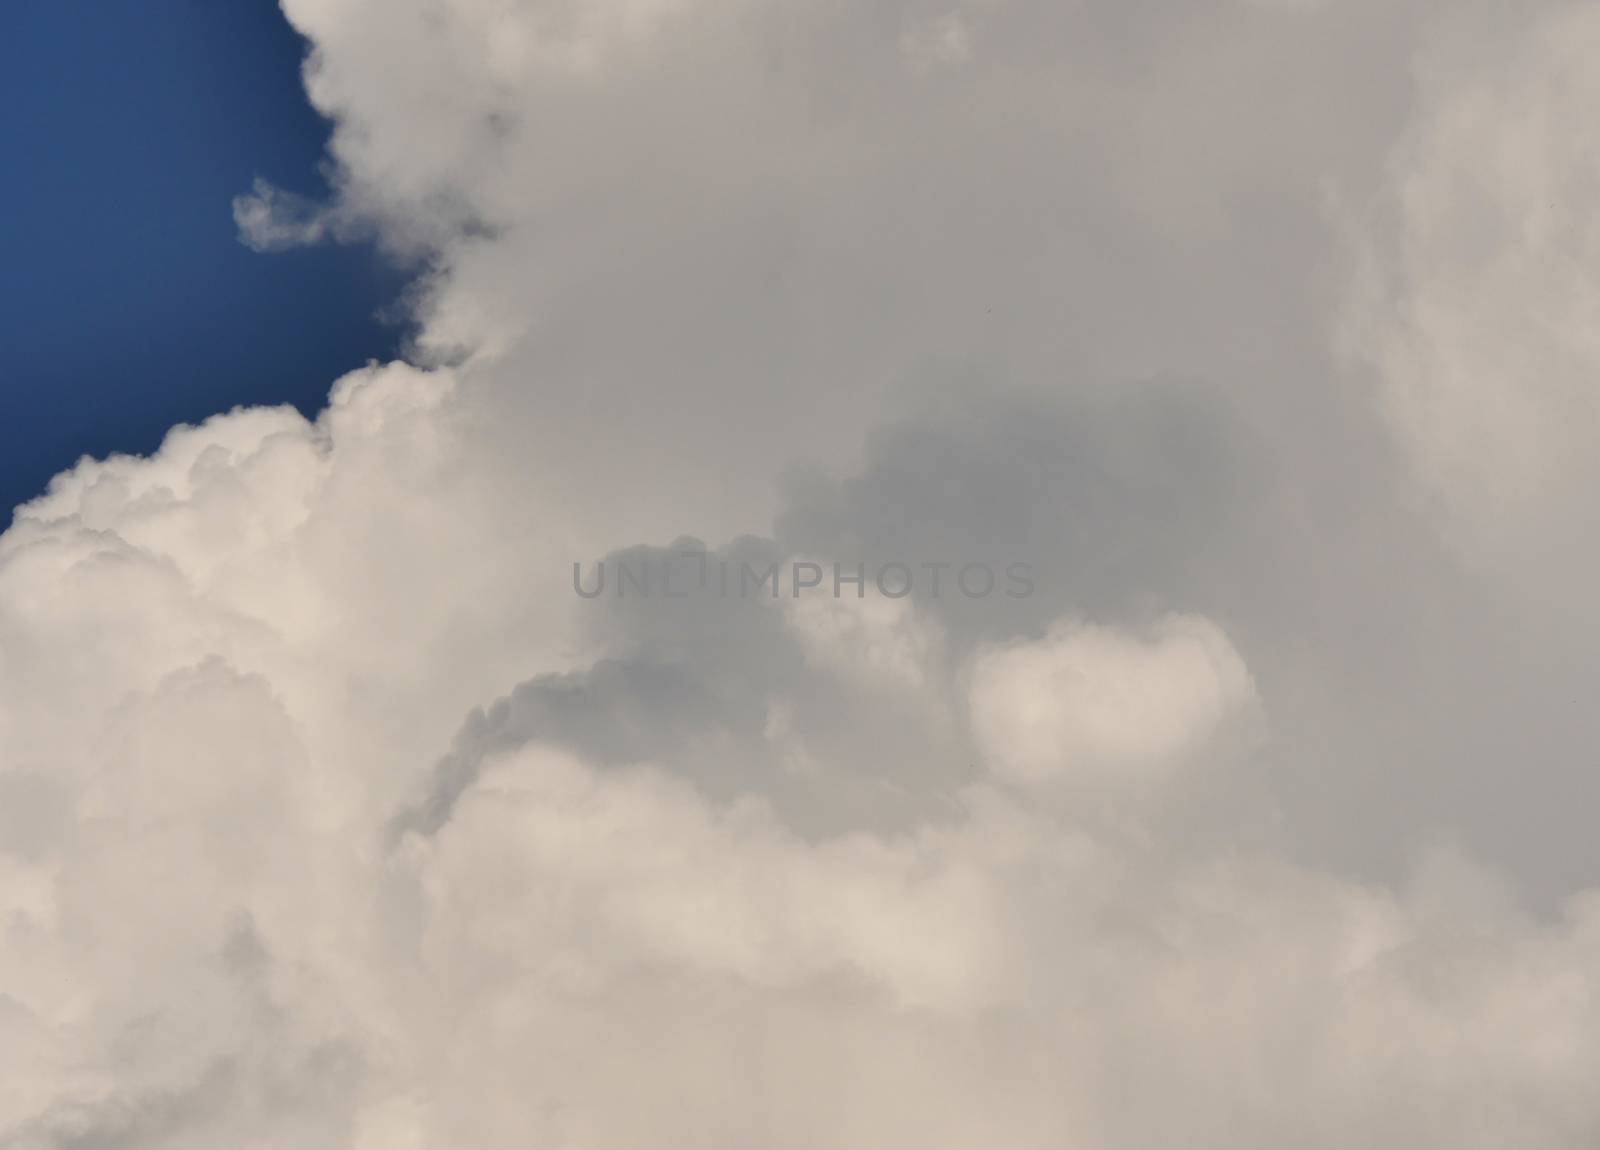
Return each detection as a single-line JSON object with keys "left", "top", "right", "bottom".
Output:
{"left": 0, "top": 1, "right": 406, "bottom": 523}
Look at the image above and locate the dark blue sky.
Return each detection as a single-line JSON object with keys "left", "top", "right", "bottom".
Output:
{"left": 1, "top": 1, "right": 408, "bottom": 523}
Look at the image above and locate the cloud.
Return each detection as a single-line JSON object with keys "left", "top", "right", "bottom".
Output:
{"left": 969, "top": 614, "right": 1258, "bottom": 789}
{"left": 233, "top": 178, "right": 348, "bottom": 252}
{"left": 900, "top": 11, "right": 974, "bottom": 69}
{"left": 1343, "top": 3, "right": 1600, "bottom": 575}
{"left": 8, "top": 0, "right": 1600, "bottom": 1144}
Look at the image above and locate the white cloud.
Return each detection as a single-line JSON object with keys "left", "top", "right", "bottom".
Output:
{"left": 10, "top": 0, "right": 1600, "bottom": 1144}
{"left": 233, "top": 177, "right": 354, "bottom": 252}
{"left": 969, "top": 614, "right": 1258, "bottom": 788}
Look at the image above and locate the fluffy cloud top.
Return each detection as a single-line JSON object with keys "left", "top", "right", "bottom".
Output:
{"left": 970, "top": 615, "right": 1257, "bottom": 788}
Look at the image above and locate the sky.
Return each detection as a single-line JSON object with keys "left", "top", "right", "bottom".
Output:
{"left": 0, "top": 1, "right": 404, "bottom": 524}
{"left": 5, "top": 0, "right": 1600, "bottom": 1146}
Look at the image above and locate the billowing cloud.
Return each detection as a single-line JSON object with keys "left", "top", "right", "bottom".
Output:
{"left": 6, "top": 0, "right": 1600, "bottom": 1145}
{"left": 969, "top": 614, "right": 1257, "bottom": 789}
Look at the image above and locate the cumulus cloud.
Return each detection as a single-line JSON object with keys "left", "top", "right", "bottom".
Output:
{"left": 969, "top": 614, "right": 1257, "bottom": 789}
{"left": 7, "top": 0, "right": 1600, "bottom": 1144}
